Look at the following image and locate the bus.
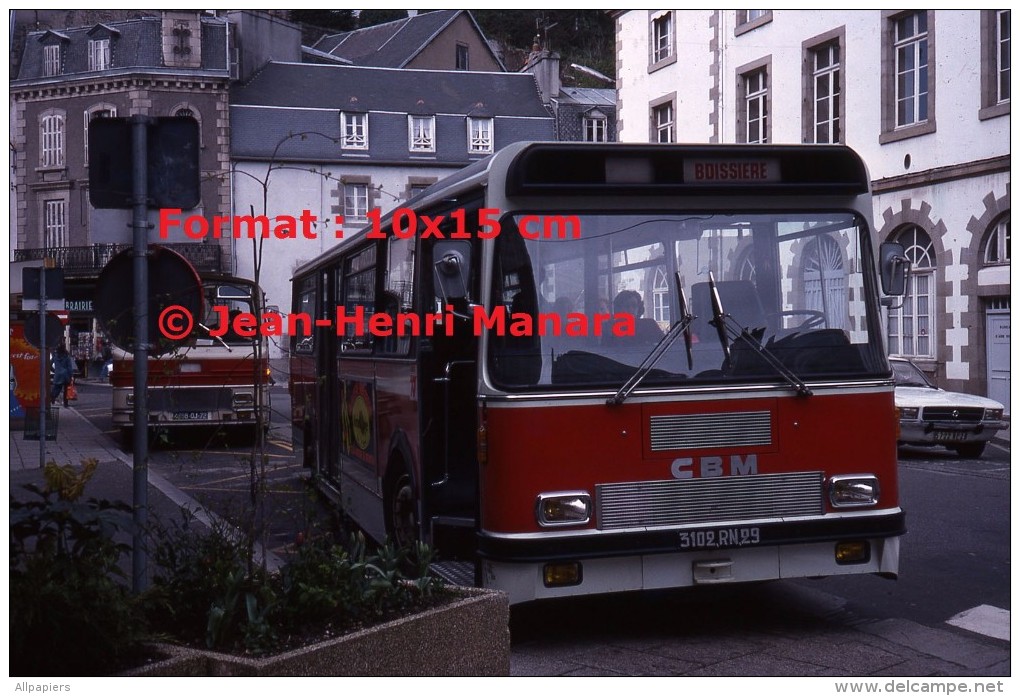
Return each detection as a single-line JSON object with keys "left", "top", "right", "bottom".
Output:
{"left": 290, "top": 142, "right": 908, "bottom": 605}
{"left": 111, "top": 273, "right": 271, "bottom": 447}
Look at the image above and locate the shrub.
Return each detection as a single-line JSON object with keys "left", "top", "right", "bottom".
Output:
{"left": 144, "top": 513, "right": 445, "bottom": 656}
{"left": 10, "top": 460, "right": 145, "bottom": 676}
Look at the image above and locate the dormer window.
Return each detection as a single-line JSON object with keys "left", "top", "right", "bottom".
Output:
{"left": 43, "top": 44, "right": 61, "bottom": 76}
{"left": 409, "top": 115, "right": 435, "bottom": 152}
{"left": 468, "top": 117, "right": 493, "bottom": 153}
{"left": 342, "top": 112, "right": 369, "bottom": 150}
{"left": 584, "top": 108, "right": 608, "bottom": 142}
{"left": 88, "top": 38, "right": 111, "bottom": 71}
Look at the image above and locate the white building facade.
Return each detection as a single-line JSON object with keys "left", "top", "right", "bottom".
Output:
{"left": 614, "top": 10, "right": 1010, "bottom": 409}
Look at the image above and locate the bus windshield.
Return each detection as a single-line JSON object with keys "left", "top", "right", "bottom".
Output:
{"left": 195, "top": 282, "right": 258, "bottom": 347}
{"left": 488, "top": 211, "right": 886, "bottom": 390}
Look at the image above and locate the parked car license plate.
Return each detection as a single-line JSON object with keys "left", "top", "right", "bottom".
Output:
{"left": 933, "top": 430, "right": 968, "bottom": 442}
{"left": 172, "top": 411, "right": 209, "bottom": 421}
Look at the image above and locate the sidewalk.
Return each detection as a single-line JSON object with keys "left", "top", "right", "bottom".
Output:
{"left": 9, "top": 397, "right": 222, "bottom": 550}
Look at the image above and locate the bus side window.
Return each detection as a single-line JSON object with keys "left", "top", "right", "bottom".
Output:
{"left": 341, "top": 245, "right": 377, "bottom": 352}
{"left": 379, "top": 235, "right": 415, "bottom": 355}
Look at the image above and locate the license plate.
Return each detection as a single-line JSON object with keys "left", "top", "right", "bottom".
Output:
{"left": 172, "top": 411, "right": 209, "bottom": 421}
{"left": 678, "top": 527, "right": 760, "bottom": 551}
{"left": 933, "top": 430, "right": 968, "bottom": 442}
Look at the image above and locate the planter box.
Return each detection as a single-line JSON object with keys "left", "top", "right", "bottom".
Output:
{"left": 125, "top": 588, "right": 509, "bottom": 676}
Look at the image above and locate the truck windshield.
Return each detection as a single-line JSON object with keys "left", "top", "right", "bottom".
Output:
{"left": 487, "top": 211, "right": 887, "bottom": 390}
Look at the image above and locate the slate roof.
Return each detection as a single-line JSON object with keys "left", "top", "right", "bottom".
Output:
{"left": 14, "top": 15, "right": 228, "bottom": 81}
{"left": 232, "top": 61, "right": 548, "bottom": 117}
{"left": 558, "top": 87, "right": 617, "bottom": 108}
{"left": 230, "top": 61, "right": 554, "bottom": 163}
{"left": 313, "top": 10, "right": 490, "bottom": 68}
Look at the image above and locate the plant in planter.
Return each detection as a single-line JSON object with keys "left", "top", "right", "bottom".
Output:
{"left": 143, "top": 511, "right": 446, "bottom": 657}
{"left": 11, "top": 462, "right": 509, "bottom": 676}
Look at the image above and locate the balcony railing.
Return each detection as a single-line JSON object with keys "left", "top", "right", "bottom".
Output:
{"left": 13, "top": 243, "right": 222, "bottom": 275}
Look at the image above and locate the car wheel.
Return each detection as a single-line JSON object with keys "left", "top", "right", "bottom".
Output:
{"left": 952, "top": 442, "right": 986, "bottom": 459}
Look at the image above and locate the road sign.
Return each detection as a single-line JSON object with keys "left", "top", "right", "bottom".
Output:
{"left": 21, "top": 267, "right": 65, "bottom": 311}
{"left": 24, "top": 312, "right": 66, "bottom": 349}
{"left": 88, "top": 116, "right": 201, "bottom": 210}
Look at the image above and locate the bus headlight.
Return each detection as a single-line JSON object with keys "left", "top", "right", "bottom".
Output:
{"left": 536, "top": 492, "right": 591, "bottom": 527}
{"left": 233, "top": 392, "right": 254, "bottom": 407}
{"left": 828, "top": 475, "right": 880, "bottom": 508}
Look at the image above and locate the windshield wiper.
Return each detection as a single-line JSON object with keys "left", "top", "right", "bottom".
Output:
{"left": 608, "top": 273, "right": 695, "bottom": 406}
{"left": 706, "top": 272, "right": 812, "bottom": 398}
{"left": 197, "top": 323, "right": 234, "bottom": 352}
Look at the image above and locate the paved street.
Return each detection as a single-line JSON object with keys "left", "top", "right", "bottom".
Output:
{"left": 9, "top": 373, "right": 1011, "bottom": 677}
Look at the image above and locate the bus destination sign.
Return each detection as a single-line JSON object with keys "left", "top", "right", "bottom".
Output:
{"left": 685, "top": 159, "right": 780, "bottom": 184}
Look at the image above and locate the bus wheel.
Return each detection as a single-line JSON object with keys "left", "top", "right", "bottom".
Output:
{"left": 388, "top": 470, "right": 419, "bottom": 549}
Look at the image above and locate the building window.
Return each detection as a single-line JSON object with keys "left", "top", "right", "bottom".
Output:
{"left": 741, "top": 67, "right": 769, "bottom": 143}
{"left": 651, "top": 100, "right": 674, "bottom": 143}
{"left": 88, "top": 38, "right": 110, "bottom": 71}
{"left": 175, "top": 107, "right": 194, "bottom": 118}
{"left": 342, "top": 112, "right": 368, "bottom": 150}
{"left": 40, "top": 111, "right": 65, "bottom": 168}
{"left": 43, "top": 44, "right": 61, "bottom": 76}
{"left": 998, "top": 10, "right": 1011, "bottom": 102}
{"left": 456, "top": 43, "right": 469, "bottom": 70}
{"left": 584, "top": 116, "right": 608, "bottom": 142}
{"left": 980, "top": 10, "right": 1010, "bottom": 120}
{"left": 983, "top": 217, "right": 1011, "bottom": 265}
{"left": 887, "top": 225, "right": 936, "bottom": 358}
{"left": 44, "top": 200, "right": 67, "bottom": 249}
{"left": 468, "top": 117, "right": 493, "bottom": 154}
{"left": 881, "top": 11, "right": 935, "bottom": 142}
{"left": 811, "top": 43, "right": 841, "bottom": 143}
{"left": 735, "top": 10, "right": 773, "bottom": 36}
{"left": 344, "top": 183, "right": 369, "bottom": 221}
{"left": 84, "top": 105, "right": 116, "bottom": 160}
{"left": 409, "top": 115, "right": 435, "bottom": 152}
{"left": 894, "top": 12, "right": 929, "bottom": 127}
{"left": 650, "top": 11, "right": 674, "bottom": 67}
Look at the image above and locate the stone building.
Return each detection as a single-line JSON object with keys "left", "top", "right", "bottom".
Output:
{"left": 613, "top": 10, "right": 1010, "bottom": 408}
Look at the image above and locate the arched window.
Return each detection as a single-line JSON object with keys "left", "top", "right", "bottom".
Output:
{"left": 84, "top": 103, "right": 117, "bottom": 159}
{"left": 39, "top": 109, "right": 65, "bottom": 167}
{"left": 170, "top": 103, "right": 202, "bottom": 145}
{"left": 803, "top": 235, "right": 847, "bottom": 329}
{"left": 983, "top": 215, "right": 1010, "bottom": 265}
{"left": 888, "top": 225, "right": 936, "bottom": 357}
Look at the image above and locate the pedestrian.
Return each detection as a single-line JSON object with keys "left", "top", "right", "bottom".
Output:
{"left": 50, "top": 344, "right": 75, "bottom": 407}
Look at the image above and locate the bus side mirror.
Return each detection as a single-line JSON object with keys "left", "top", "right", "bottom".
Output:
{"left": 433, "top": 240, "right": 473, "bottom": 304}
{"left": 879, "top": 242, "right": 909, "bottom": 296}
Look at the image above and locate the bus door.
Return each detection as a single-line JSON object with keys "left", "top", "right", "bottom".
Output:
{"left": 335, "top": 244, "right": 386, "bottom": 541}
{"left": 316, "top": 268, "right": 342, "bottom": 485}
{"left": 417, "top": 216, "right": 482, "bottom": 550}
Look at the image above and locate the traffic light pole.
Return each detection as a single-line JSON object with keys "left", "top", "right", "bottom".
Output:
{"left": 131, "top": 116, "right": 150, "bottom": 593}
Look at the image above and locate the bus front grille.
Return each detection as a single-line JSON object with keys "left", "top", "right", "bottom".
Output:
{"left": 649, "top": 411, "right": 772, "bottom": 451}
{"left": 595, "top": 472, "right": 823, "bottom": 530}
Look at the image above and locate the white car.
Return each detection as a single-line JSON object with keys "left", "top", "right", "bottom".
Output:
{"left": 892, "top": 357, "right": 1007, "bottom": 458}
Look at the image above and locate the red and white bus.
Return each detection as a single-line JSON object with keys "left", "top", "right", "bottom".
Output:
{"left": 111, "top": 273, "right": 271, "bottom": 447}
{"left": 290, "top": 142, "right": 908, "bottom": 605}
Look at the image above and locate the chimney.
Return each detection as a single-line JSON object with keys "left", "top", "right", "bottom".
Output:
{"left": 525, "top": 40, "right": 560, "bottom": 105}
